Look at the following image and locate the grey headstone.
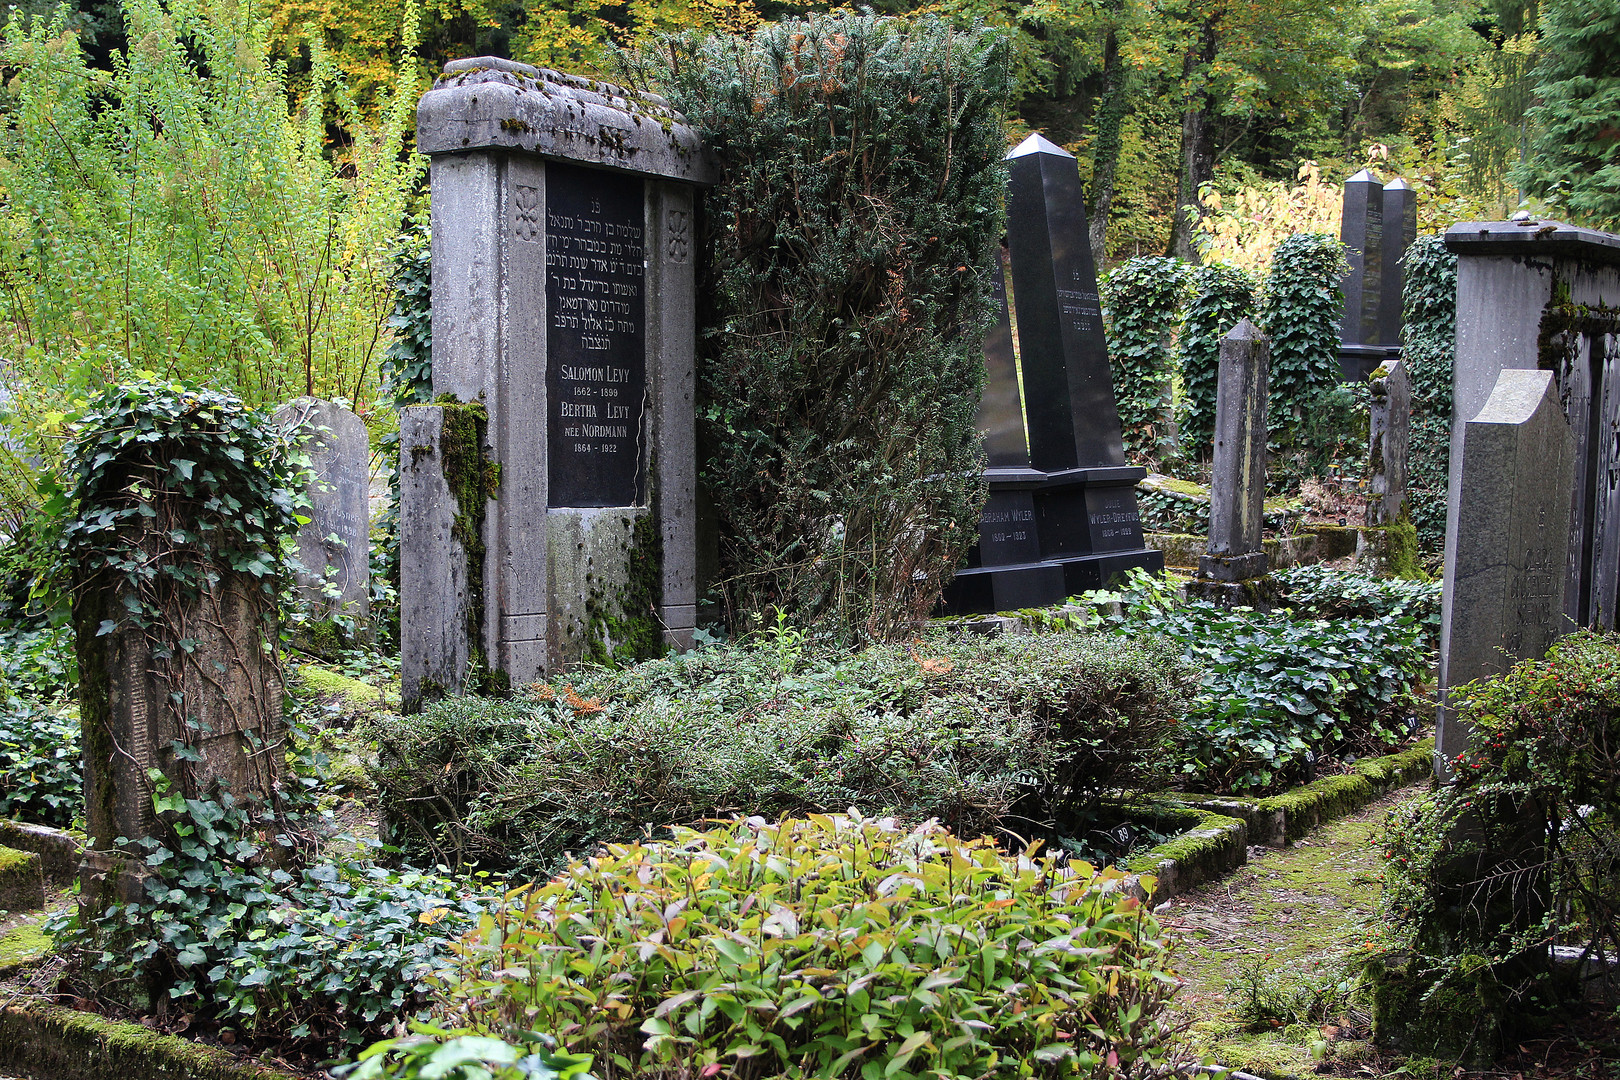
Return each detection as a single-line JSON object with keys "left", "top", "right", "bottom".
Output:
{"left": 399, "top": 405, "right": 473, "bottom": 713}
{"left": 407, "top": 59, "right": 712, "bottom": 688}
{"left": 1437, "top": 368, "right": 1575, "bottom": 772}
{"left": 1445, "top": 219, "right": 1620, "bottom": 631}
{"left": 275, "top": 398, "right": 371, "bottom": 633}
{"left": 1366, "top": 359, "right": 1411, "bottom": 526}
{"left": 1200, "top": 319, "right": 1270, "bottom": 582}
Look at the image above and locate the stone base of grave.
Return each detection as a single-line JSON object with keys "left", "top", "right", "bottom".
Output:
{"left": 77, "top": 849, "right": 149, "bottom": 921}
{"left": 940, "top": 561, "right": 1067, "bottom": 615}
{"left": 1184, "top": 573, "right": 1280, "bottom": 610}
{"left": 1199, "top": 550, "right": 1269, "bottom": 581}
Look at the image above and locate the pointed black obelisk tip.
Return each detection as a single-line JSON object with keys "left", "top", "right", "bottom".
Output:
{"left": 1006, "top": 132, "right": 1076, "bottom": 161}
{"left": 1224, "top": 318, "right": 1261, "bottom": 342}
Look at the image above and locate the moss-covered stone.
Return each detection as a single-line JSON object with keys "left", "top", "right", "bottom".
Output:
{"left": 0, "top": 922, "right": 50, "bottom": 973}
{"left": 0, "top": 1000, "right": 302, "bottom": 1080}
{"left": 1115, "top": 802, "right": 1249, "bottom": 901}
{"left": 0, "top": 820, "right": 84, "bottom": 887}
{"left": 0, "top": 844, "right": 44, "bottom": 912}
{"left": 1362, "top": 948, "right": 1505, "bottom": 1066}
{"left": 290, "top": 663, "right": 399, "bottom": 713}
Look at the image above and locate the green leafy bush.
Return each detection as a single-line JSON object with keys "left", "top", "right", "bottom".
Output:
{"left": 1100, "top": 570, "right": 1430, "bottom": 792}
{"left": 1177, "top": 262, "right": 1258, "bottom": 461}
{"left": 1400, "top": 234, "right": 1457, "bottom": 557}
{"left": 1259, "top": 233, "right": 1350, "bottom": 455}
{"left": 0, "top": 692, "right": 80, "bottom": 828}
{"left": 0, "top": 621, "right": 76, "bottom": 704}
{"left": 633, "top": 15, "right": 1009, "bottom": 643}
{"left": 437, "top": 814, "right": 1188, "bottom": 1079}
{"left": 365, "top": 631, "right": 1193, "bottom": 876}
{"left": 1380, "top": 630, "right": 1620, "bottom": 1056}
{"left": 343, "top": 1027, "right": 595, "bottom": 1080}
{"left": 51, "top": 784, "right": 497, "bottom": 1051}
{"left": 1100, "top": 256, "right": 1189, "bottom": 462}
{"left": 1273, "top": 563, "right": 1441, "bottom": 628}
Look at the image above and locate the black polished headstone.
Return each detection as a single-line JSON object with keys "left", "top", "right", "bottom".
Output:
{"left": 545, "top": 161, "right": 647, "bottom": 508}
{"left": 942, "top": 134, "right": 1162, "bottom": 615}
{"left": 1338, "top": 169, "right": 1385, "bottom": 382}
{"left": 1378, "top": 178, "right": 1417, "bottom": 350}
{"left": 976, "top": 253, "right": 1030, "bottom": 468}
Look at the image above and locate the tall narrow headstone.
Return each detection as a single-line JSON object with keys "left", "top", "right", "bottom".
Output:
{"left": 1378, "top": 179, "right": 1417, "bottom": 350}
{"left": 404, "top": 58, "right": 716, "bottom": 702}
{"left": 1199, "top": 320, "right": 1270, "bottom": 583}
{"left": 944, "top": 134, "right": 1162, "bottom": 612}
{"left": 1338, "top": 170, "right": 1385, "bottom": 382}
{"left": 1437, "top": 367, "right": 1575, "bottom": 770}
{"left": 1366, "top": 360, "right": 1411, "bottom": 526}
{"left": 276, "top": 398, "right": 371, "bottom": 639}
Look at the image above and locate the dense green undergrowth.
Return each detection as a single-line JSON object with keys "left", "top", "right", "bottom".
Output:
{"left": 434, "top": 814, "right": 1188, "bottom": 1080}
{"left": 367, "top": 631, "right": 1194, "bottom": 876}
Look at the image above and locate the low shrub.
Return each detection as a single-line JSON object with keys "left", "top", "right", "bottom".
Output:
{"left": 0, "top": 620, "right": 77, "bottom": 704}
{"left": 1379, "top": 630, "right": 1620, "bottom": 1058}
{"left": 1273, "top": 563, "right": 1441, "bottom": 628}
{"left": 51, "top": 782, "right": 497, "bottom": 1052}
{"left": 436, "top": 814, "right": 1188, "bottom": 1079}
{"left": 365, "top": 631, "right": 1194, "bottom": 877}
{"left": 1098, "top": 570, "right": 1430, "bottom": 793}
{"left": 343, "top": 1027, "right": 595, "bottom": 1080}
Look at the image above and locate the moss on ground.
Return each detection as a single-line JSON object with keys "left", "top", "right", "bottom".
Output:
{"left": 291, "top": 663, "right": 399, "bottom": 712}
{"left": 1166, "top": 785, "right": 1430, "bottom": 1078}
{"left": 0, "top": 1000, "right": 302, "bottom": 1079}
{"left": 0, "top": 922, "right": 49, "bottom": 973}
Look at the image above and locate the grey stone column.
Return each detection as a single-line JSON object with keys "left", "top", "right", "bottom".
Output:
{"left": 1366, "top": 359, "right": 1411, "bottom": 526}
{"left": 275, "top": 398, "right": 372, "bottom": 641}
{"left": 1200, "top": 319, "right": 1270, "bottom": 582}
{"left": 646, "top": 180, "right": 699, "bottom": 650}
{"left": 400, "top": 406, "right": 472, "bottom": 711}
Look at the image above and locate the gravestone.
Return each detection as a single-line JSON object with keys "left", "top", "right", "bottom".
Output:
{"left": 1366, "top": 360, "right": 1411, "bottom": 526}
{"left": 75, "top": 544, "right": 284, "bottom": 911}
{"left": 1377, "top": 179, "right": 1417, "bottom": 351}
{"left": 1339, "top": 173, "right": 1417, "bottom": 382}
{"left": 276, "top": 398, "right": 371, "bottom": 638}
{"left": 1444, "top": 219, "right": 1620, "bottom": 633}
{"left": 403, "top": 58, "right": 716, "bottom": 709}
{"left": 1198, "top": 320, "right": 1271, "bottom": 584}
{"left": 1437, "top": 367, "right": 1575, "bottom": 772}
{"left": 944, "top": 134, "right": 1162, "bottom": 613}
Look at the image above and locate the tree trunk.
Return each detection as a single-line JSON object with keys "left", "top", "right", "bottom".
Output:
{"left": 1088, "top": 23, "right": 1130, "bottom": 272}
{"left": 1168, "top": 14, "right": 1218, "bottom": 263}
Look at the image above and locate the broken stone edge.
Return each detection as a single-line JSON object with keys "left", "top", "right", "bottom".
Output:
{"left": 0, "top": 819, "right": 85, "bottom": 887}
{"left": 0, "top": 999, "right": 302, "bottom": 1080}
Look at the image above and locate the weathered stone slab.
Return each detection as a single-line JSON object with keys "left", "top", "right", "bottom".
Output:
{"left": 1200, "top": 319, "right": 1270, "bottom": 583}
{"left": 1367, "top": 359, "right": 1411, "bottom": 526}
{"left": 400, "top": 406, "right": 474, "bottom": 712}
{"left": 1438, "top": 367, "right": 1575, "bottom": 770}
{"left": 275, "top": 398, "right": 371, "bottom": 636}
{"left": 408, "top": 57, "right": 711, "bottom": 684}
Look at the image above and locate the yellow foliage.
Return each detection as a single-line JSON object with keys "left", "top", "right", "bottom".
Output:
{"left": 1192, "top": 160, "right": 1345, "bottom": 276}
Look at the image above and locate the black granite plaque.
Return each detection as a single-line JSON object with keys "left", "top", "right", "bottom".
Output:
{"left": 977, "top": 253, "right": 1030, "bottom": 467}
{"left": 1005, "top": 134, "right": 1126, "bottom": 472}
{"left": 1340, "top": 170, "right": 1382, "bottom": 348}
{"left": 546, "top": 162, "right": 646, "bottom": 507}
{"left": 974, "top": 490, "right": 1040, "bottom": 566}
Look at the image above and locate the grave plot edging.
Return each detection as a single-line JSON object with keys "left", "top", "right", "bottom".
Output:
{"left": 0, "top": 1000, "right": 302, "bottom": 1080}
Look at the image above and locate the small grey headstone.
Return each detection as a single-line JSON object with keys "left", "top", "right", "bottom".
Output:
{"left": 1200, "top": 319, "right": 1270, "bottom": 583}
{"left": 1367, "top": 359, "right": 1411, "bottom": 526}
{"left": 1437, "top": 367, "right": 1575, "bottom": 770}
{"left": 275, "top": 398, "right": 371, "bottom": 634}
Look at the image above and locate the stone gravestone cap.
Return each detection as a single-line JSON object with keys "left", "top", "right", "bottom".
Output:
{"left": 275, "top": 398, "right": 371, "bottom": 631}
{"left": 1437, "top": 366, "right": 1575, "bottom": 771}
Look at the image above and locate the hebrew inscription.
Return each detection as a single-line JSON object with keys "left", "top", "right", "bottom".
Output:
{"left": 546, "top": 162, "right": 647, "bottom": 507}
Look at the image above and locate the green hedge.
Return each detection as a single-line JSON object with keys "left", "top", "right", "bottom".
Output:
{"left": 365, "top": 631, "right": 1193, "bottom": 876}
{"left": 638, "top": 15, "right": 1010, "bottom": 643}
{"left": 1178, "top": 262, "right": 1258, "bottom": 460}
{"left": 1100, "top": 256, "right": 1188, "bottom": 461}
{"left": 1400, "top": 233, "right": 1457, "bottom": 557}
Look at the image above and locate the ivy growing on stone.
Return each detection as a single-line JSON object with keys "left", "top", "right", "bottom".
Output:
{"left": 1260, "top": 233, "right": 1350, "bottom": 450}
{"left": 636, "top": 14, "right": 1011, "bottom": 644}
{"left": 52, "top": 378, "right": 301, "bottom": 814}
{"left": 1400, "top": 234, "right": 1457, "bottom": 557}
{"left": 1100, "top": 256, "right": 1188, "bottom": 462}
{"left": 1178, "top": 262, "right": 1258, "bottom": 461}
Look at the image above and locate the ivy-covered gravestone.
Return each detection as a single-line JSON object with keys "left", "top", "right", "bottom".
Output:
{"left": 65, "top": 381, "right": 293, "bottom": 911}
